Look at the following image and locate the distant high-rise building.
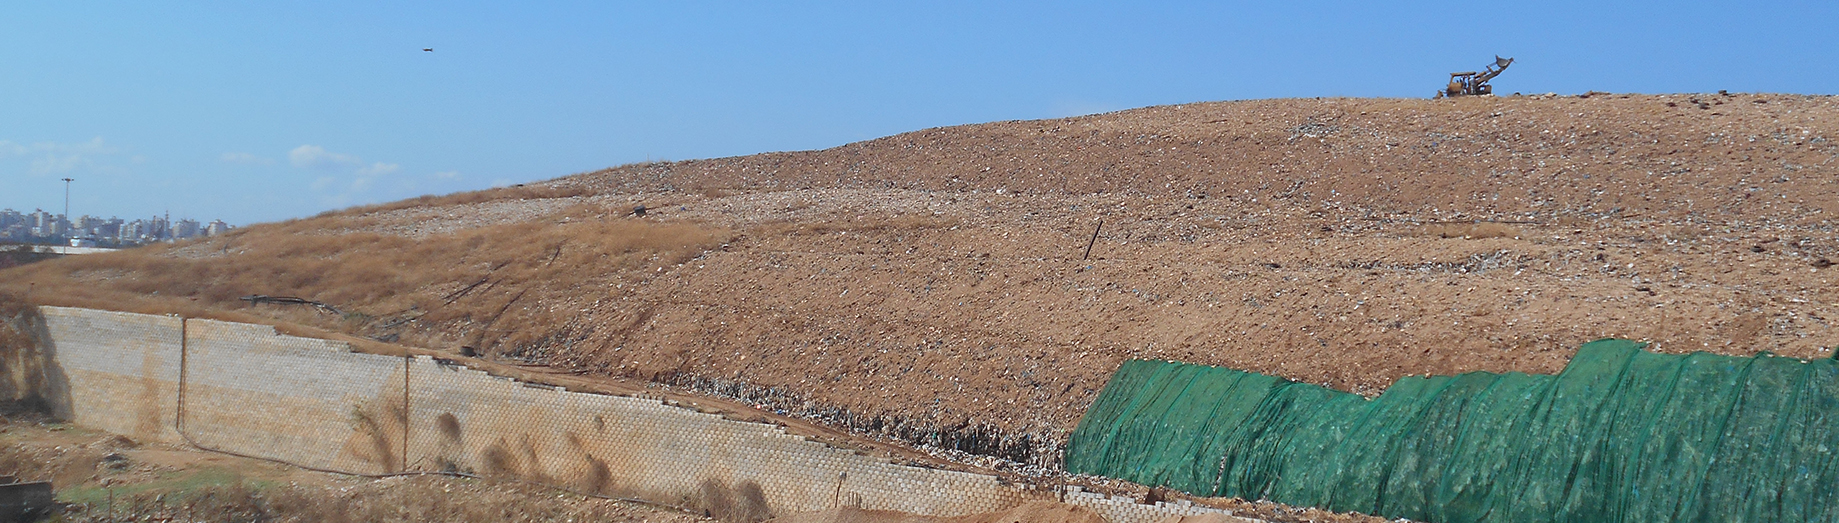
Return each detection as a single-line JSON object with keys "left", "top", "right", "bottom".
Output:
{"left": 146, "top": 215, "right": 169, "bottom": 241}
{"left": 0, "top": 210, "right": 21, "bottom": 241}
{"left": 94, "top": 218, "right": 122, "bottom": 239}
{"left": 28, "top": 210, "right": 55, "bottom": 237}
{"left": 204, "top": 220, "right": 232, "bottom": 236}
{"left": 173, "top": 219, "right": 201, "bottom": 239}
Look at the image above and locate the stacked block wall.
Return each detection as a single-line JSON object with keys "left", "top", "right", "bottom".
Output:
{"left": 31, "top": 307, "right": 1044, "bottom": 516}
{"left": 181, "top": 318, "right": 408, "bottom": 473}
{"left": 25, "top": 307, "right": 1268, "bottom": 522}
{"left": 33, "top": 309, "right": 182, "bottom": 444}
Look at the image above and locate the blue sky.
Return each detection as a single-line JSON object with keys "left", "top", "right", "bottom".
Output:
{"left": 3, "top": 2, "right": 1834, "bottom": 225}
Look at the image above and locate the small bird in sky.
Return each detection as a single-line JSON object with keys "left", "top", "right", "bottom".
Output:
{"left": 423, "top": 48, "right": 434, "bottom": 52}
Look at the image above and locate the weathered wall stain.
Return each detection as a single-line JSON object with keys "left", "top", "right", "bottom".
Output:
{"left": 134, "top": 351, "right": 164, "bottom": 441}
{"left": 342, "top": 406, "right": 395, "bottom": 472}
{"left": 511, "top": 433, "right": 549, "bottom": 484}
{"left": 436, "top": 412, "right": 462, "bottom": 441}
{"left": 563, "top": 431, "right": 612, "bottom": 495}
{"left": 431, "top": 411, "right": 467, "bottom": 473}
{"left": 478, "top": 436, "right": 516, "bottom": 477}
{"left": 479, "top": 432, "right": 551, "bottom": 485}
{"left": 339, "top": 383, "right": 409, "bottom": 473}
{"left": 24, "top": 307, "right": 1063, "bottom": 519}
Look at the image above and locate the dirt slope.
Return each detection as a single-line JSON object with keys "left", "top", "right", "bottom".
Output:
{"left": 573, "top": 93, "right": 1838, "bottom": 223}
{"left": 5, "top": 92, "right": 1838, "bottom": 468}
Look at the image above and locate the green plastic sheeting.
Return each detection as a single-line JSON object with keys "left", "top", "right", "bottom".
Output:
{"left": 1065, "top": 339, "right": 1839, "bottom": 522}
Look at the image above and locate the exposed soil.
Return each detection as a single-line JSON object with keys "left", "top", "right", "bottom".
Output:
{"left": 4, "top": 93, "right": 1838, "bottom": 474}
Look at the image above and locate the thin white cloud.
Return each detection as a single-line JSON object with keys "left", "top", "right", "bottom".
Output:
{"left": 289, "top": 145, "right": 363, "bottom": 170}
{"left": 221, "top": 152, "right": 275, "bottom": 165}
{"left": 433, "top": 170, "right": 459, "bottom": 179}
{"left": 0, "top": 137, "right": 124, "bottom": 175}
{"left": 357, "top": 162, "right": 400, "bottom": 176}
{"left": 31, "top": 154, "right": 88, "bottom": 174}
{"left": 294, "top": 145, "right": 418, "bottom": 206}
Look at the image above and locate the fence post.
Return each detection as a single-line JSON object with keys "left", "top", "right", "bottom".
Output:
{"left": 402, "top": 354, "right": 411, "bottom": 473}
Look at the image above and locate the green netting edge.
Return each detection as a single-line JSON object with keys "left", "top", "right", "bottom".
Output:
{"left": 1065, "top": 339, "right": 1839, "bottom": 523}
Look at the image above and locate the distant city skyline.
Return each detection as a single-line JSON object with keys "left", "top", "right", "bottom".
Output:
{"left": 0, "top": 207, "right": 232, "bottom": 247}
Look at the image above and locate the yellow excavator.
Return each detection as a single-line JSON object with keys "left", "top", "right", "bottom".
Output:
{"left": 1438, "top": 56, "right": 1513, "bottom": 98}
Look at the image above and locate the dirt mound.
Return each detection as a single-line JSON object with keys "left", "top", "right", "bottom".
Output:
{"left": 769, "top": 501, "right": 1105, "bottom": 523}
{"left": 5, "top": 93, "right": 1839, "bottom": 471}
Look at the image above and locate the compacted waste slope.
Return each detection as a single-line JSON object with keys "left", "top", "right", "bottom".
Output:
{"left": 4, "top": 93, "right": 1838, "bottom": 469}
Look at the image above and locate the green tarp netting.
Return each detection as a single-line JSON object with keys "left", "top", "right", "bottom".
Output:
{"left": 1065, "top": 339, "right": 1839, "bottom": 523}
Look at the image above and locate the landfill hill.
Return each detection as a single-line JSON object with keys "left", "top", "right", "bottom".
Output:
{"left": 5, "top": 92, "right": 1838, "bottom": 466}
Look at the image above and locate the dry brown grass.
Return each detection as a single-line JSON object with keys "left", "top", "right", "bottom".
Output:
{"left": 343, "top": 183, "right": 600, "bottom": 216}
{"left": 0, "top": 204, "right": 728, "bottom": 357}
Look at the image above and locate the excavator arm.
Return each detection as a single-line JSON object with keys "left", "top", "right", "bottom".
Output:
{"left": 1473, "top": 56, "right": 1514, "bottom": 84}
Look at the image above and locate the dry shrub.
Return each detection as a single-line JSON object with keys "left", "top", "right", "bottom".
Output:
{"left": 1420, "top": 222, "right": 1520, "bottom": 239}
{"left": 697, "top": 478, "right": 771, "bottom": 523}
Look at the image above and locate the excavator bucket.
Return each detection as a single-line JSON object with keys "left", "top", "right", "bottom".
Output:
{"left": 1495, "top": 56, "right": 1514, "bottom": 68}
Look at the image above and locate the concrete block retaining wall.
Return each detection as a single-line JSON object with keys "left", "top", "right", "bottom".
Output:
{"left": 32, "top": 308, "right": 182, "bottom": 444}
{"left": 13, "top": 306, "right": 1257, "bottom": 523}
